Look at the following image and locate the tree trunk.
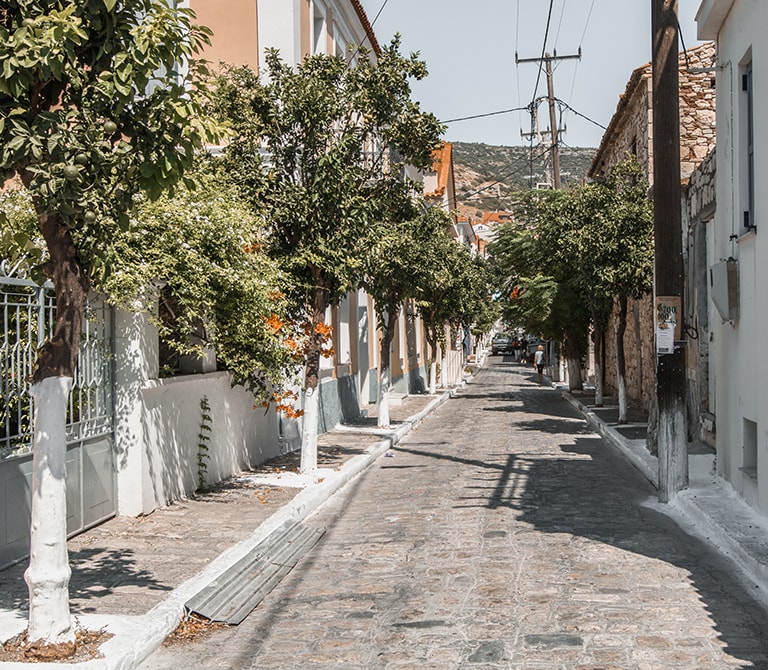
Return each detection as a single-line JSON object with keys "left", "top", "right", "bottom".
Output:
{"left": 592, "top": 313, "right": 605, "bottom": 407}
{"left": 25, "top": 378, "right": 75, "bottom": 649}
{"left": 429, "top": 358, "right": 438, "bottom": 395}
{"left": 616, "top": 295, "right": 629, "bottom": 423}
{"left": 424, "top": 319, "right": 439, "bottom": 394}
{"left": 300, "top": 277, "right": 329, "bottom": 476}
{"left": 563, "top": 334, "right": 583, "bottom": 392}
{"left": 376, "top": 308, "right": 398, "bottom": 428}
{"left": 24, "top": 209, "right": 90, "bottom": 648}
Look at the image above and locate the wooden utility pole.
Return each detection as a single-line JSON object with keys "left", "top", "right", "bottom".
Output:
{"left": 516, "top": 50, "right": 581, "bottom": 189}
{"left": 545, "top": 57, "right": 562, "bottom": 189}
{"left": 652, "top": 0, "right": 688, "bottom": 502}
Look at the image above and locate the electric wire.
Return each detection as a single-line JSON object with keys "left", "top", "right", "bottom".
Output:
{"left": 565, "top": 0, "right": 597, "bottom": 130}
{"left": 554, "top": 0, "right": 568, "bottom": 53}
{"left": 556, "top": 100, "right": 607, "bottom": 130}
{"left": 515, "top": 0, "right": 523, "bottom": 138}
{"left": 675, "top": 12, "right": 692, "bottom": 71}
{"left": 352, "top": 0, "right": 389, "bottom": 59}
{"left": 530, "top": 0, "right": 555, "bottom": 108}
{"left": 443, "top": 106, "right": 531, "bottom": 124}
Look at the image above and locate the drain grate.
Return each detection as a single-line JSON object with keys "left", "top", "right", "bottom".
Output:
{"left": 185, "top": 522, "right": 325, "bottom": 624}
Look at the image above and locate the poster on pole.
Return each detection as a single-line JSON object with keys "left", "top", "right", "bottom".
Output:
{"left": 655, "top": 296, "right": 681, "bottom": 355}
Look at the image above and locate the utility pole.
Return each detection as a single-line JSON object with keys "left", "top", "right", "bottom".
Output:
{"left": 516, "top": 49, "right": 581, "bottom": 189}
{"left": 652, "top": 0, "right": 688, "bottom": 502}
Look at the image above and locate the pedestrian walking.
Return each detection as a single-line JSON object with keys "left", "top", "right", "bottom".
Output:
{"left": 533, "top": 344, "right": 545, "bottom": 383}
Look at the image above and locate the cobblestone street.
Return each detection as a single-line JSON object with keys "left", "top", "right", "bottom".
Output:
{"left": 140, "top": 359, "right": 768, "bottom": 669}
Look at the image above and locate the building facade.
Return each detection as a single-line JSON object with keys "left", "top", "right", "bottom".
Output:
{"left": 588, "top": 42, "right": 717, "bottom": 415}
{"left": 697, "top": 0, "right": 768, "bottom": 515}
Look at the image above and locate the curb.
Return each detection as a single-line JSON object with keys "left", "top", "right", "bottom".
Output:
{"left": 0, "top": 390, "right": 453, "bottom": 670}
{"left": 562, "top": 389, "right": 768, "bottom": 614}
{"left": 561, "top": 391, "right": 659, "bottom": 488}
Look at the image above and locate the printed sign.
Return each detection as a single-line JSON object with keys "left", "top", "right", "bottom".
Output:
{"left": 655, "top": 295, "right": 681, "bottom": 355}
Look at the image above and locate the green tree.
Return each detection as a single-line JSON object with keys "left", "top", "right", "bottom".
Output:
{"left": 209, "top": 41, "right": 443, "bottom": 472}
{"left": 361, "top": 205, "right": 444, "bottom": 425}
{"left": 412, "top": 211, "right": 489, "bottom": 393}
{"left": 491, "top": 190, "right": 590, "bottom": 390}
{"left": 0, "top": 0, "right": 216, "bottom": 650}
{"left": 103, "top": 160, "right": 301, "bottom": 397}
{"left": 491, "top": 156, "right": 652, "bottom": 399}
{"left": 569, "top": 157, "right": 653, "bottom": 418}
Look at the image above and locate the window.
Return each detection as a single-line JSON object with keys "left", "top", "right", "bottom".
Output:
{"left": 313, "top": 2, "right": 326, "bottom": 55}
{"left": 741, "top": 418, "right": 757, "bottom": 480}
{"left": 742, "top": 60, "right": 755, "bottom": 232}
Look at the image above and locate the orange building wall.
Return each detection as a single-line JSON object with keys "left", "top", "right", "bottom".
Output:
{"left": 190, "top": 0, "right": 259, "bottom": 70}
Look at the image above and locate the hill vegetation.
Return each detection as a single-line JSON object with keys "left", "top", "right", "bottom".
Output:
{"left": 451, "top": 141, "right": 597, "bottom": 215}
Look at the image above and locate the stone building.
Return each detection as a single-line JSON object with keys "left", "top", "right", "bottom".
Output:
{"left": 588, "top": 42, "right": 717, "bottom": 414}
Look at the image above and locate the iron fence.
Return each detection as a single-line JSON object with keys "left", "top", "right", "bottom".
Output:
{"left": 1, "top": 265, "right": 113, "bottom": 459}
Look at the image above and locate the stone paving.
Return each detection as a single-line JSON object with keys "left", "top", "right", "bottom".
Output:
{"left": 138, "top": 358, "right": 768, "bottom": 670}
{"left": 0, "top": 394, "right": 435, "bottom": 619}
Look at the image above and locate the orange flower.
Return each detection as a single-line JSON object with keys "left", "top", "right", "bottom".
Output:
{"left": 265, "top": 313, "right": 283, "bottom": 334}
{"left": 314, "top": 321, "right": 333, "bottom": 337}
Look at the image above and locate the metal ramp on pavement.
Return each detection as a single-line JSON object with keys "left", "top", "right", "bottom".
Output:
{"left": 185, "top": 521, "right": 325, "bottom": 625}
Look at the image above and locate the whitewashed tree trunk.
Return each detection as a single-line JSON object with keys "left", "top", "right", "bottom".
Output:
{"left": 429, "top": 360, "right": 437, "bottom": 395}
{"left": 658, "top": 399, "right": 688, "bottom": 502}
{"left": 300, "top": 386, "right": 319, "bottom": 476}
{"left": 377, "top": 367, "right": 390, "bottom": 428}
{"left": 25, "top": 377, "right": 75, "bottom": 646}
{"left": 617, "top": 375, "right": 628, "bottom": 424}
{"left": 566, "top": 356, "right": 582, "bottom": 392}
{"left": 594, "top": 360, "right": 604, "bottom": 406}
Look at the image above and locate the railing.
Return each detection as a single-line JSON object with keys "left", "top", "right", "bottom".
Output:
{"left": 1, "top": 266, "right": 113, "bottom": 459}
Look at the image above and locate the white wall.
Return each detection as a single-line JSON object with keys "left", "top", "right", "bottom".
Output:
{"left": 114, "top": 308, "right": 283, "bottom": 516}
{"left": 698, "top": 0, "right": 768, "bottom": 514}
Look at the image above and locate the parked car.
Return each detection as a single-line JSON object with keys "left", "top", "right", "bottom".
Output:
{"left": 491, "top": 333, "right": 514, "bottom": 355}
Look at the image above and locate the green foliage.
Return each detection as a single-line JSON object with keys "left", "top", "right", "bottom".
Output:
{"left": 102, "top": 161, "right": 301, "bottom": 398}
{"left": 489, "top": 155, "right": 653, "bottom": 351}
{"left": 410, "top": 208, "right": 493, "bottom": 351}
{"left": 0, "top": 0, "right": 220, "bottom": 282}
{"left": 362, "top": 204, "right": 440, "bottom": 332}
{"left": 0, "top": 189, "right": 44, "bottom": 279}
{"left": 208, "top": 39, "right": 444, "bottom": 318}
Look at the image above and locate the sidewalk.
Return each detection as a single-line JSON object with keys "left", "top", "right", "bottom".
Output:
{"left": 562, "top": 384, "right": 768, "bottom": 613}
{"left": 0, "top": 389, "right": 455, "bottom": 669}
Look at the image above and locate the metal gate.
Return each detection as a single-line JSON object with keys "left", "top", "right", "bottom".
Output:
{"left": 1, "top": 261, "right": 116, "bottom": 569}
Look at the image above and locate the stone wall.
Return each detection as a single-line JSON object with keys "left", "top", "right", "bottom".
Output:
{"left": 679, "top": 43, "right": 717, "bottom": 180}
{"left": 603, "top": 294, "right": 656, "bottom": 411}
{"left": 688, "top": 148, "right": 716, "bottom": 221}
{"left": 684, "top": 148, "right": 716, "bottom": 446}
{"left": 590, "top": 42, "right": 717, "bottom": 413}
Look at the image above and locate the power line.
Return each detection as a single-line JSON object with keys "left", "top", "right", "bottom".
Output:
{"left": 367, "top": 0, "right": 389, "bottom": 30}
{"left": 443, "top": 106, "right": 531, "bottom": 124}
{"left": 565, "top": 0, "right": 597, "bottom": 126}
{"left": 529, "top": 0, "right": 555, "bottom": 108}
{"left": 555, "top": 99, "right": 607, "bottom": 130}
{"left": 554, "top": 0, "right": 568, "bottom": 52}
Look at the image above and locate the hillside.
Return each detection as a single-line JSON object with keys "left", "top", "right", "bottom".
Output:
{"left": 451, "top": 141, "right": 596, "bottom": 215}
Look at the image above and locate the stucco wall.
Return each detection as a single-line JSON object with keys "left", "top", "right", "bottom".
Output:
{"left": 700, "top": 0, "right": 768, "bottom": 515}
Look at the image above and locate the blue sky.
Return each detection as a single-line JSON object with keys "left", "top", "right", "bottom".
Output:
{"left": 358, "top": 1, "right": 706, "bottom": 148}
